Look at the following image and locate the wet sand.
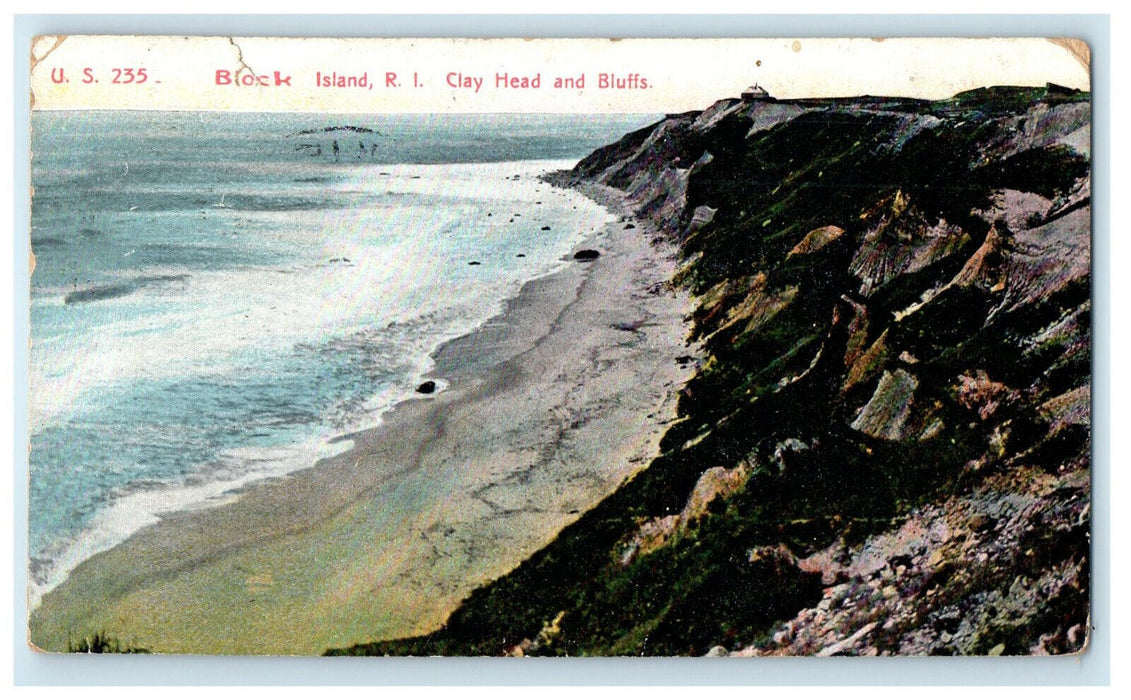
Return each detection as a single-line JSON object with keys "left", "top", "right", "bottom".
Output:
{"left": 29, "top": 184, "right": 696, "bottom": 655}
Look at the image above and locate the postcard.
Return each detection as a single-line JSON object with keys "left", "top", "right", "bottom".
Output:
{"left": 26, "top": 35, "right": 1091, "bottom": 657}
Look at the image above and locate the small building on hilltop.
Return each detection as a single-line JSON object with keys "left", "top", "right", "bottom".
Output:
{"left": 742, "top": 83, "right": 771, "bottom": 102}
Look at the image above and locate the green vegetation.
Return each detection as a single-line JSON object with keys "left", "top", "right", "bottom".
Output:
{"left": 66, "top": 631, "right": 149, "bottom": 654}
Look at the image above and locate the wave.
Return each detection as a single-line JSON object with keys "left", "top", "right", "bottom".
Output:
{"left": 27, "top": 434, "right": 357, "bottom": 610}
{"left": 63, "top": 274, "right": 190, "bottom": 305}
{"left": 28, "top": 158, "right": 612, "bottom": 606}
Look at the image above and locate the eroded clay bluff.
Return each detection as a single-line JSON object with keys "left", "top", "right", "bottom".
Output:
{"left": 331, "top": 84, "right": 1091, "bottom": 657}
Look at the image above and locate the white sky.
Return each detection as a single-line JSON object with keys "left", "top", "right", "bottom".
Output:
{"left": 29, "top": 36, "right": 1089, "bottom": 113}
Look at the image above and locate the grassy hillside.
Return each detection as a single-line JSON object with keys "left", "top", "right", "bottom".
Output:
{"left": 330, "top": 85, "right": 1091, "bottom": 657}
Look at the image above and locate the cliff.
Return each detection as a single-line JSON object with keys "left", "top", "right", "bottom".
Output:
{"left": 331, "top": 85, "right": 1091, "bottom": 657}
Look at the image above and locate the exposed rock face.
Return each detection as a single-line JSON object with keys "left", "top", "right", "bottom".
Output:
{"left": 335, "top": 85, "right": 1091, "bottom": 658}
{"left": 789, "top": 225, "right": 845, "bottom": 256}
{"left": 850, "top": 369, "right": 919, "bottom": 440}
{"left": 621, "top": 464, "right": 751, "bottom": 564}
{"left": 849, "top": 191, "right": 971, "bottom": 297}
{"left": 737, "top": 465, "right": 1089, "bottom": 657}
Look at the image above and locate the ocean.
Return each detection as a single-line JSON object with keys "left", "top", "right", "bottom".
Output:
{"left": 28, "top": 110, "right": 654, "bottom": 606}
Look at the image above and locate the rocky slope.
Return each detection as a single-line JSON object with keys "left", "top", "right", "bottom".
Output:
{"left": 330, "top": 85, "right": 1091, "bottom": 657}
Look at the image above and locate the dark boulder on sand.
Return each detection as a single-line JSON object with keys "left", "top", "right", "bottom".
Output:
{"left": 416, "top": 380, "right": 437, "bottom": 394}
{"left": 573, "top": 249, "right": 600, "bottom": 261}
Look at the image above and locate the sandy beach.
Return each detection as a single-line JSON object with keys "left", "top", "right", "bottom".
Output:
{"left": 29, "top": 184, "right": 696, "bottom": 655}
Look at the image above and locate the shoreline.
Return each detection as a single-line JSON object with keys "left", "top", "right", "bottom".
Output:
{"left": 27, "top": 157, "right": 596, "bottom": 612}
{"left": 29, "top": 183, "right": 697, "bottom": 655}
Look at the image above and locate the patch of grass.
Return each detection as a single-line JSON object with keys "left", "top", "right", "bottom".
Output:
{"left": 67, "top": 631, "right": 149, "bottom": 654}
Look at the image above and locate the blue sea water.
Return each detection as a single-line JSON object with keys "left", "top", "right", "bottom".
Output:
{"left": 28, "top": 110, "right": 654, "bottom": 604}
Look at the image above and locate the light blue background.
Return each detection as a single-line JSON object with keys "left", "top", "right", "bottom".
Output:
{"left": 11, "top": 13, "right": 1110, "bottom": 686}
